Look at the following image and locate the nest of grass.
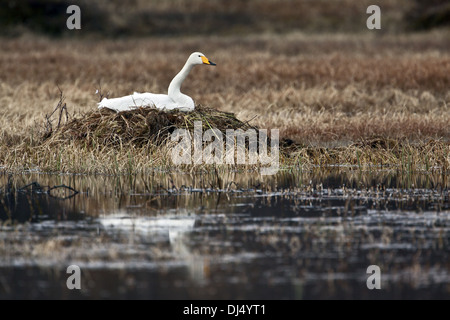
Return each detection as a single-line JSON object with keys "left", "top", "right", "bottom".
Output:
{"left": 43, "top": 104, "right": 258, "bottom": 148}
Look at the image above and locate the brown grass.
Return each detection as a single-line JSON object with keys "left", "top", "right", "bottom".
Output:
{"left": 45, "top": 105, "right": 255, "bottom": 147}
{"left": 0, "top": 31, "right": 449, "bottom": 173}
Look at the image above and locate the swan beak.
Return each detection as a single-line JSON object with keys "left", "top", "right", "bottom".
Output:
{"left": 201, "top": 56, "right": 216, "bottom": 66}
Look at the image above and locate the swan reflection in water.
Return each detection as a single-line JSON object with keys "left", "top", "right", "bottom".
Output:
{"left": 98, "top": 212, "right": 208, "bottom": 283}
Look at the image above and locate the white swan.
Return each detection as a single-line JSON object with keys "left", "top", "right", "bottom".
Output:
{"left": 98, "top": 52, "right": 216, "bottom": 112}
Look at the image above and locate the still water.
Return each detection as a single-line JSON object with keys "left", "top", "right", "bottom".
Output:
{"left": 0, "top": 170, "right": 448, "bottom": 299}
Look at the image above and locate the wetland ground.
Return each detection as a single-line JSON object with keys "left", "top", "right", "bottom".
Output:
{"left": 0, "top": 1, "right": 449, "bottom": 300}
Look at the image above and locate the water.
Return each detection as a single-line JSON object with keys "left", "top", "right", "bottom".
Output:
{"left": 0, "top": 170, "right": 448, "bottom": 299}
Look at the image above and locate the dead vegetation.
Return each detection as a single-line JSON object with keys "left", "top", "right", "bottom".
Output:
{"left": 45, "top": 105, "right": 255, "bottom": 148}
{"left": 0, "top": 32, "right": 449, "bottom": 174}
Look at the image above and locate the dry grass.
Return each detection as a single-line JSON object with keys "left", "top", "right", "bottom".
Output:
{"left": 47, "top": 105, "right": 255, "bottom": 147}
{"left": 0, "top": 31, "right": 449, "bottom": 173}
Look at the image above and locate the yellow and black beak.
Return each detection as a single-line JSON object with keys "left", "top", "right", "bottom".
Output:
{"left": 201, "top": 56, "right": 216, "bottom": 66}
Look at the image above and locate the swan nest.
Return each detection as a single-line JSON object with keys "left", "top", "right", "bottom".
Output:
{"left": 43, "top": 105, "right": 259, "bottom": 148}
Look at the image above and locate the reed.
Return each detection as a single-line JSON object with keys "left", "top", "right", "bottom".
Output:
{"left": 0, "top": 32, "right": 448, "bottom": 174}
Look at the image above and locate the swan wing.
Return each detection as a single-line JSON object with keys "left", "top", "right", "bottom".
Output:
{"left": 133, "top": 93, "right": 195, "bottom": 111}
{"left": 98, "top": 93, "right": 181, "bottom": 112}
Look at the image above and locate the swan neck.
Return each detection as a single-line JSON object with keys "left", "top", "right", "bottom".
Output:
{"left": 168, "top": 61, "right": 193, "bottom": 96}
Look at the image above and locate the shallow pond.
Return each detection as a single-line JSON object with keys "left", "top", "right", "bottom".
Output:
{"left": 0, "top": 170, "right": 449, "bottom": 299}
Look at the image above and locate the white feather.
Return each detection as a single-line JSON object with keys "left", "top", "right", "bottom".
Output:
{"left": 98, "top": 93, "right": 192, "bottom": 112}
{"left": 98, "top": 52, "right": 215, "bottom": 113}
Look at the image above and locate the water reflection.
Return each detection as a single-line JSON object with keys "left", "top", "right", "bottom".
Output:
{"left": 99, "top": 212, "right": 206, "bottom": 283}
{"left": 0, "top": 170, "right": 448, "bottom": 299}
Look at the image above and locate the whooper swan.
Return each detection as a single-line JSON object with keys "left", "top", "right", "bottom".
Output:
{"left": 98, "top": 52, "right": 216, "bottom": 112}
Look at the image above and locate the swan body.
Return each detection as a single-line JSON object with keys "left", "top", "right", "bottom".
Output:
{"left": 98, "top": 52, "right": 215, "bottom": 112}
{"left": 99, "top": 92, "right": 192, "bottom": 112}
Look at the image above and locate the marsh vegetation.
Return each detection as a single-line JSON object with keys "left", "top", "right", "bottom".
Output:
{"left": 0, "top": 0, "right": 449, "bottom": 300}
{"left": 0, "top": 32, "right": 449, "bottom": 174}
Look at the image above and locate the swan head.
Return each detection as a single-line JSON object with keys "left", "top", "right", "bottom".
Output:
{"left": 188, "top": 52, "right": 216, "bottom": 66}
